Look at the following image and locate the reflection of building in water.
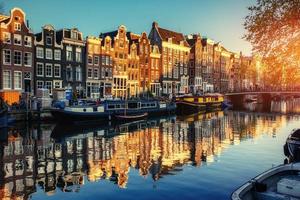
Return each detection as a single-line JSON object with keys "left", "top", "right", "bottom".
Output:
{"left": 0, "top": 111, "right": 293, "bottom": 199}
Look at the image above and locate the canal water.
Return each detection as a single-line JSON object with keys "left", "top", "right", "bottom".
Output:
{"left": 1, "top": 99, "right": 300, "bottom": 200}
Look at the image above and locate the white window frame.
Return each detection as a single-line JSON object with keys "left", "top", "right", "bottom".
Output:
{"left": 36, "top": 63, "right": 44, "bottom": 77}
{"left": 45, "top": 81, "right": 52, "bottom": 94}
{"left": 3, "top": 70, "right": 11, "bottom": 89}
{"left": 37, "top": 80, "right": 44, "bottom": 89}
{"left": 88, "top": 55, "right": 93, "bottom": 65}
{"left": 45, "top": 49, "right": 53, "bottom": 60}
{"left": 66, "top": 46, "right": 73, "bottom": 61}
{"left": 45, "top": 64, "right": 53, "bottom": 77}
{"left": 14, "top": 71, "right": 22, "bottom": 90}
{"left": 54, "top": 64, "right": 61, "bottom": 78}
{"left": 24, "top": 36, "right": 32, "bottom": 47}
{"left": 36, "top": 47, "right": 44, "bottom": 58}
{"left": 94, "top": 68, "right": 99, "bottom": 79}
{"left": 75, "top": 66, "right": 82, "bottom": 81}
{"left": 14, "top": 34, "right": 22, "bottom": 46}
{"left": 14, "top": 23, "right": 21, "bottom": 31}
{"left": 14, "top": 51, "right": 22, "bottom": 66}
{"left": 3, "top": 49, "right": 11, "bottom": 65}
{"left": 53, "top": 80, "right": 62, "bottom": 89}
{"left": 87, "top": 68, "right": 93, "bottom": 78}
{"left": 76, "top": 48, "right": 82, "bottom": 62}
{"left": 46, "top": 36, "right": 52, "bottom": 46}
{"left": 54, "top": 49, "right": 61, "bottom": 60}
{"left": 24, "top": 52, "right": 32, "bottom": 67}
{"left": 3, "top": 32, "right": 11, "bottom": 44}
{"left": 94, "top": 56, "right": 99, "bottom": 65}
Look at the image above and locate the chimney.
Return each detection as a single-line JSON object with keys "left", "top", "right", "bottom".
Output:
{"left": 26, "top": 20, "right": 29, "bottom": 28}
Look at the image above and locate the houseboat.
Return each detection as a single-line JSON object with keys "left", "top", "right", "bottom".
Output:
{"left": 176, "top": 93, "right": 224, "bottom": 114}
{"left": 51, "top": 99, "right": 176, "bottom": 124}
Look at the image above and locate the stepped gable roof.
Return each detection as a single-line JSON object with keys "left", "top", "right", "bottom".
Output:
{"left": 156, "top": 26, "right": 189, "bottom": 47}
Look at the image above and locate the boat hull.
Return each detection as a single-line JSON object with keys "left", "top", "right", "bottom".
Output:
{"left": 51, "top": 101, "right": 176, "bottom": 124}
{"left": 176, "top": 101, "right": 206, "bottom": 114}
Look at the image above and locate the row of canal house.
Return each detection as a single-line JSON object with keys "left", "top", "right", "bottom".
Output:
{"left": 0, "top": 7, "right": 252, "bottom": 105}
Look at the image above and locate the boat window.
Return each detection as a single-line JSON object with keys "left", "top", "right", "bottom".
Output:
{"left": 116, "top": 104, "right": 121, "bottom": 108}
{"left": 108, "top": 105, "right": 115, "bottom": 109}
{"left": 128, "top": 102, "right": 138, "bottom": 109}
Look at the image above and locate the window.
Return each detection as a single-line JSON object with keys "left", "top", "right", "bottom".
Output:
{"left": 101, "top": 67, "right": 105, "bottom": 78}
{"left": 14, "top": 23, "right": 21, "bottom": 31}
{"left": 14, "top": 51, "right": 22, "bottom": 65}
{"left": 3, "top": 32, "right": 11, "bottom": 44}
{"left": 36, "top": 47, "right": 44, "bottom": 58}
{"left": 76, "top": 48, "right": 81, "bottom": 62}
{"left": 54, "top": 65, "right": 61, "bottom": 77}
{"left": 88, "top": 55, "right": 93, "bottom": 65}
{"left": 3, "top": 70, "right": 11, "bottom": 89}
{"left": 45, "top": 64, "right": 52, "bottom": 77}
{"left": 71, "top": 31, "right": 78, "bottom": 40}
{"left": 24, "top": 36, "right": 32, "bottom": 47}
{"left": 24, "top": 72, "right": 31, "bottom": 80}
{"left": 46, "top": 49, "right": 52, "bottom": 59}
{"left": 94, "top": 56, "right": 99, "bottom": 65}
{"left": 46, "top": 36, "right": 52, "bottom": 45}
{"left": 54, "top": 50, "right": 61, "bottom": 60}
{"left": 37, "top": 81, "right": 44, "bottom": 89}
{"left": 66, "top": 46, "right": 72, "bottom": 61}
{"left": 75, "top": 67, "right": 82, "bottom": 81}
{"left": 94, "top": 69, "right": 99, "bottom": 79}
{"left": 105, "top": 56, "right": 109, "bottom": 65}
{"left": 3, "top": 50, "right": 11, "bottom": 65}
{"left": 24, "top": 52, "right": 32, "bottom": 66}
{"left": 36, "top": 63, "right": 44, "bottom": 77}
{"left": 45, "top": 81, "right": 52, "bottom": 94}
{"left": 87, "top": 68, "right": 93, "bottom": 78}
{"left": 101, "top": 55, "right": 105, "bottom": 65}
{"left": 14, "top": 71, "right": 22, "bottom": 89}
{"left": 66, "top": 66, "right": 72, "bottom": 81}
{"left": 53, "top": 81, "right": 62, "bottom": 89}
{"left": 14, "top": 34, "right": 22, "bottom": 45}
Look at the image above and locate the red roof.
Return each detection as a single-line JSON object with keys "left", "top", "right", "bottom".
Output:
{"left": 157, "top": 27, "right": 190, "bottom": 47}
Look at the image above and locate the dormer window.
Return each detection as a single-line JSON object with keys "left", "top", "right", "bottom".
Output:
{"left": 71, "top": 31, "right": 78, "bottom": 40}
{"left": 14, "top": 23, "right": 21, "bottom": 31}
{"left": 46, "top": 36, "right": 52, "bottom": 45}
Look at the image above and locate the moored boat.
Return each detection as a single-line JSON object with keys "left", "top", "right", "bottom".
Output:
{"left": 205, "top": 93, "right": 224, "bottom": 110}
{"left": 176, "top": 93, "right": 224, "bottom": 114}
{"left": 176, "top": 95, "right": 206, "bottom": 114}
{"left": 232, "top": 162, "right": 300, "bottom": 200}
{"left": 51, "top": 99, "right": 175, "bottom": 123}
{"left": 284, "top": 129, "right": 300, "bottom": 162}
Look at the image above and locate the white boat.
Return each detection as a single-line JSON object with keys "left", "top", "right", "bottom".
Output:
{"left": 232, "top": 162, "right": 300, "bottom": 200}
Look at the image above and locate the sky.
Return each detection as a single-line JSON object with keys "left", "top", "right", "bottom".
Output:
{"left": 1, "top": 0, "right": 255, "bottom": 55}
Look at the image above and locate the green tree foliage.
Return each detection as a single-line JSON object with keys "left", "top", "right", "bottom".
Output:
{"left": 244, "top": 0, "right": 300, "bottom": 88}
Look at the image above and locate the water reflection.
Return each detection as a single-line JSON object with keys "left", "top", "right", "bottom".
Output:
{"left": 0, "top": 109, "right": 297, "bottom": 200}
{"left": 242, "top": 98, "right": 300, "bottom": 114}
